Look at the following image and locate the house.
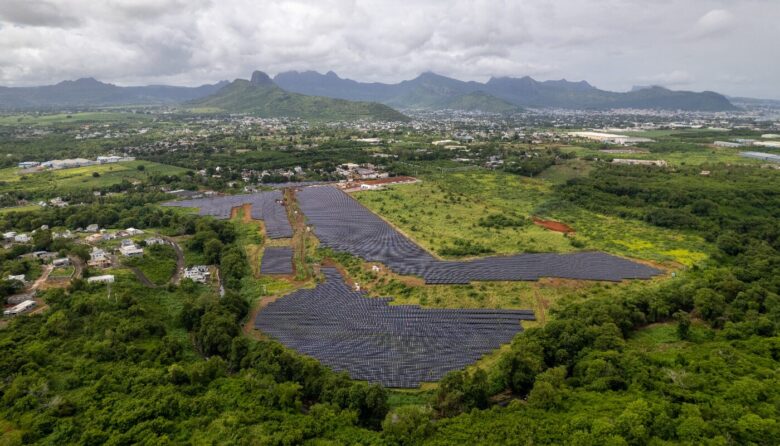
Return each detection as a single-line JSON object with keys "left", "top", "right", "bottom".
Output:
{"left": 3, "top": 231, "right": 16, "bottom": 240}
{"left": 88, "top": 247, "right": 112, "bottom": 268}
{"left": 17, "top": 161, "right": 40, "bottom": 169}
{"left": 85, "top": 224, "right": 100, "bottom": 233}
{"left": 144, "top": 237, "right": 166, "bottom": 246}
{"left": 126, "top": 228, "right": 144, "bottom": 236}
{"left": 87, "top": 275, "right": 115, "bottom": 284}
{"left": 183, "top": 265, "right": 210, "bottom": 283}
{"left": 96, "top": 155, "right": 123, "bottom": 164}
{"left": 119, "top": 243, "right": 144, "bottom": 257}
{"left": 13, "top": 234, "right": 31, "bottom": 243}
{"left": 4, "top": 300, "right": 36, "bottom": 317}
{"left": 49, "top": 197, "right": 68, "bottom": 208}
{"left": 52, "top": 258, "right": 71, "bottom": 268}
{"left": 714, "top": 141, "right": 742, "bottom": 148}
{"left": 6, "top": 274, "right": 26, "bottom": 283}
{"left": 611, "top": 159, "right": 668, "bottom": 167}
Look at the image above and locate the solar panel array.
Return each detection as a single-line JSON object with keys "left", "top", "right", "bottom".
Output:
{"left": 255, "top": 268, "right": 534, "bottom": 387}
{"left": 297, "top": 186, "right": 662, "bottom": 284}
{"left": 261, "top": 247, "right": 294, "bottom": 275}
{"left": 162, "top": 190, "right": 293, "bottom": 239}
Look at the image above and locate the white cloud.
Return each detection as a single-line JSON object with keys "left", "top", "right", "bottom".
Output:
{"left": 638, "top": 70, "right": 695, "bottom": 87}
{"left": 0, "top": 0, "right": 776, "bottom": 98}
{"left": 690, "top": 9, "right": 735, "bottom": 38}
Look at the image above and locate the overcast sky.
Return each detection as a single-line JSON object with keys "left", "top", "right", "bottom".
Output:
{"left": 0, "top": 0, "right": 777, "bottom": 98}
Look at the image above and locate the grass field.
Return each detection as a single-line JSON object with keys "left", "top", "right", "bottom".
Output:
{"left": 0, "top": 160, "right": 187, "bottom": 196}
{"left": 0, "top": 112, "right": 152, "bottom": 126}
{"left": 125, "top": 244, "right": 177, "bottom": 286}
{"left": 559, "top": 145, "right": 762, "bottom": 166}
{"left": 354, "top": 170, "right": 711, "bottom": 266}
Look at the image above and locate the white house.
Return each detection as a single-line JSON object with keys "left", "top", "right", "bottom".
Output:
{"left": 183, "top": 265, "right": 210, "bottom": 283}
{"left": 87, "top": 275, "right": 115, "bottom": 284}
{"left": 119, "top": 243, "right": 144, "bottom": 257}
{"left": 4, "top": 300, "right": 36, "bottom": 316}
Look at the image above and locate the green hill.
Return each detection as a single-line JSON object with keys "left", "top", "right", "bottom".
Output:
{"left": 438, "top": 91, "right": 522, "bottom": 113}
{"left": 187, "top": 71, "right": 409, "bottom": 121}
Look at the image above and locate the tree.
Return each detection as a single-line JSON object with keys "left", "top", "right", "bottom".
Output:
{"left": 203, "top": 238, "right": 224, "bottom": 264}
{"left": 382, "top": 405, "right": 434, "bottom": 445}
{"left": 674, "top": 311, "right": 691, "bottom": 340}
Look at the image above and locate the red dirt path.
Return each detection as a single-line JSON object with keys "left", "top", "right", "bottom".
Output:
{"left": 532, "top": 217, "right": 574, "bottom": 233}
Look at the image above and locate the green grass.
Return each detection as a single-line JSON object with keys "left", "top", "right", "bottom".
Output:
{"left": 125, "top": 244, "right": 177, "bottom": 286}
{"left": 559, "top": 144, "right": 762, "bottom": 166}
{"left": 354, "top": 170, "right": 711, "bottom": 266}
{"left": 0, "top": 111, "right": 151, "bottom": 126}
{"left": 0, "top": 204, "right": 41, "bottom": 214}
{"left": 0, "top": 160, "right": 187, "bottom": 196}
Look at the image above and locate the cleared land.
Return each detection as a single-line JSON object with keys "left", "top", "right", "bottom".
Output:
{"left": 354, "top": 170, "right": 711, "bottom": 266}
{"left": 0, "top": 161, "right": 186, "bottom": 196}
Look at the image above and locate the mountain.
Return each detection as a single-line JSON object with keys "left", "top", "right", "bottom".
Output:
{"left": 187, "top": 71, "right": 409, "bottom": 121}
{"left": 274, "top": 71, "right": 737, "bottom": 112}
{"left": 0, "top": 78, "right": 228, "bottom": 109}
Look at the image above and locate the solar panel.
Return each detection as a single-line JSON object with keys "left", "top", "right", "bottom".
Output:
{"left": 261, "top": 247, "right": 294, "bottom": 275}
{"left": 162, "top": 190, "right": 293, "bottom": 239}
{"left": 296, "top": 186, "right": 662, "bottom": 284}
{"left": 255, "top": 267, "right": 533, "bottom": 388}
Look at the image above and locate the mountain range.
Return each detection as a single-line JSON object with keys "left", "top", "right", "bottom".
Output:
{"left": 0, "top": 78, "right": 229, "bottom": 109}
{"left": 274, "top": 71, "right": 737, "bottom": 112}
{"left": 0, "top": 70, "right": 739, "bottom": 114}
{"left": 186, "top": 71, "right": 408, "bottom": 121}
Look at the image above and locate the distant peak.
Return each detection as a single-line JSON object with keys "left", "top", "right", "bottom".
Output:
{"left": 325, "top": 70, "right": 339, "bottom": 78}
{"left": 250, "top": 71, "right": 274, "bottom": 86}
{"left": 58, "top": 77, "right": 103, "bottom": 86}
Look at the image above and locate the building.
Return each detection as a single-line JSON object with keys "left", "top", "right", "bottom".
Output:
{"left": 87, "top": 275, "right": 115, "bottom": 284}
{"left": 4, "top": 300, "right": 36, "bottom": 317}
{"left": 714, "top": 141, "right": 742, "bottom": 148}
{"left": 13, "top": 234, "right": 30, "bottom": 243}
{"left": 611, "top": 159, "right": 668, "bottom": 167}
{"left": 88, "top": 247, "right": 112, "bottom": 268}
{"left": 52, "top": 258, "right": 71, "bottom": 268}
{"left": 183, "top": 266, "right": 210, "bottom": 283}
{"left": 125, "top": 228, "right": 144, "bottom": 236}
{"left": 144, "top": 237, "right": 166, "bottom": 246}
{"left": 85, "top": 224, "right": 100, "bottom": 233}
{"left": 96, "top": 155, "right": 123, "bottom": 164}
{"left": 754, "top": 141, "right": 780, "bottom": 149}
{"left": 6, "top": 274, "right": 26, "bottom": 283}
{"left": 119, "top": 243, "right": 144, "bottom": 257}
{"left": 569, "top": 131, "right": 654, "bottom": 145}
{"left": 40, "top": 158, "right": 94, "bottom": 169}
{"left": 17, "top": 161, "right": 40, "bottom": 169}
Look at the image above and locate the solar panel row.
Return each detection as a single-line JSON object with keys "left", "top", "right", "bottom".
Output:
{"left": 255, "top": 268, "right": 534, "bottom": 387}
{"left": 296, "top": 186, "right": 662, "bottom": 284}
{"left": 161, "top": 190, "right": 293, "bottom": 239}
{"left": 261, "top": 247, "right": 294, "bottom": 275}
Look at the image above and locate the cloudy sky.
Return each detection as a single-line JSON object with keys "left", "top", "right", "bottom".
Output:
{"left": 0, "top": 0, "right": 777, "bottom": 98}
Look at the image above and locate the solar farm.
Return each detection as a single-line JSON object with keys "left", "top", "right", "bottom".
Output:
{"left": 165, "top": 184, "right": 662, "bottom": 387}
{"left": 297, "top": 186, "right": 661, "bottom": 284}
{"left": 254, "top": 268, "right": 535, "bottom": 387}
{"left": 162, "top": 190, "right": 293, "bottom": 238}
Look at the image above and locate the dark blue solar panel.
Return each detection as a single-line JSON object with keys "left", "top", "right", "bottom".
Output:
{"left": 261, "top": 247, "right": 294, "bottom": 275}
{"left": 296, "top": 186, "right": 662, "bottom": 284}
{"left": 255, "top": 268, "right": 534, "bottom": 387}
{"left": 162, "top": 190, "right": 293, "bottom": 239}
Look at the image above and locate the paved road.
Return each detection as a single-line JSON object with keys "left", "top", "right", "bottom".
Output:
{"left": 162, "top": 236, "right": 185, "bottom": 285}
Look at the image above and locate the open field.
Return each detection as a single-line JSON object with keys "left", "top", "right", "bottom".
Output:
{"left": 354, "top": 170, "right": 712, "bottom": 266}
{"left": 0, "top": 112, "right": 152, "bottom": 126}
{"left": 559, "top": 144, "right": 763, "bottom": 166}
{"left": 0, "top": 160, "right": 187, "bottom": 196}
